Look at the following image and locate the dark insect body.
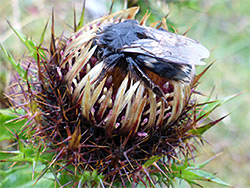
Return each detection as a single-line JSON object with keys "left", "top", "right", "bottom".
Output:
{"left": 94, "top": 20, "right": 209, "bottom": 99}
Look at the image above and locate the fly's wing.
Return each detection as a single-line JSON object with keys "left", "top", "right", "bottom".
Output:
{"left": 121, "top": 25, "right": 210, "bottom": 66}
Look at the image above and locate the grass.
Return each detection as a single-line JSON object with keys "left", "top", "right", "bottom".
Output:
{"left": 0, "top": 0, "right": 249, "bottom": 187}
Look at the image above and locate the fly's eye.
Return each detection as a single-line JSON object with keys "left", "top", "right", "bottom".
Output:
{"left": 136, "top": 32, "right": 147, "bottom": 39}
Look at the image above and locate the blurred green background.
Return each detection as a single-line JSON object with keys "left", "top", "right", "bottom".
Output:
{"left": 0, "top": 0, "right": 249, "bottom": 187}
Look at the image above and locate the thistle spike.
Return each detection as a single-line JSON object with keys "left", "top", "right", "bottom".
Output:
{"left": 81, "top": 76, "right": 91, "bottom": 120}
{"left": 97, "top": 86, "right": 113, "bottom": 120}
{"left": 140, "top": 11, "right": 151, "bottom": 26}
{"left": 106, "top": 75, "right": 129, "bottom": 134}
{"left": 65, "top": 43, "right": 96, "bottom": 85}
{"left": 89, "top": 76, "right": 107, "bottom": 111}
{"left": 145, "top": 89, "right": 157, "bottom": 130}
{"left": 74, "top": 61, "right": 104, "bottom": 101}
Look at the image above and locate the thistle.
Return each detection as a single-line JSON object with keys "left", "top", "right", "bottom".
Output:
{"left": 0, "top": 7, "right": 232, "bottom": 188}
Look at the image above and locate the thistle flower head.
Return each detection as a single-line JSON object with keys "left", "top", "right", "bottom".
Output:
{"left": 4, "top": 7, "right": 217, "bottom": 187}
{"left": 60, "top": 7, "right": 196, "bottom": 136}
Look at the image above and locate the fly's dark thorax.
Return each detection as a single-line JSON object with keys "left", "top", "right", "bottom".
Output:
{"left": 96, "top": 20, "right": 146, "bottom": 55}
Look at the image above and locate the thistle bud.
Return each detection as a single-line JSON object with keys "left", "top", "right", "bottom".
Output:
{"left": 5, "top": 7, "right": 216, "bottom": 187}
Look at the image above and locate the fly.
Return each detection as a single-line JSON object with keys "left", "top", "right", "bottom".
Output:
{"left": 94, "top": 20, "right": 210, "bottom": 100}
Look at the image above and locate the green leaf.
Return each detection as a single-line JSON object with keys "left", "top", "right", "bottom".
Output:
{"left": 0, "top": 44, "right": 26, "bottom": 79}
{"left": 0, "top": 149, "right": 51, "bottom": 164}
{"left": 7, "top": 21, "right": 47, "bottom": 61}
{"left": 168, "top": 158, "right": 231, "bottom": 187}
{"left": 189, "top": 93, "right": 240, "bottom": 137}
{"left": 0, "top": 108, "right": 26, "bottom": 142}
{"left": 76, "top": 0, "right": 86, "bottom": 31}
{"left": 187, "top": 169, "right": 231, "bottom": 187}
{"left": 76, "top": 170, "right": 104, "bottom": 187}
{"left": 39, "top": 20, "right": 49, "bottom": 45}
{"left": 7, "top": 20, "right": 33, "bottom": 52}
{"left": 143, "top": 155, "right": 162, "bottom": 168}
{"left": 1, "top": 135, "right": 53, "bottom": 164}
{"left": 198, "top": 93, "right": 240, "bottom": 120}
{"left": 0, "top": 152, "right": 32, "bottom": 163}
{"left": 0, "top": 163, "right": 54, "bottom": 188}
{"left": 189, "top": 153, "right": 223, "bottom": 170}
{"left": 189, "top": 114, "right": 228, "bottom": 137}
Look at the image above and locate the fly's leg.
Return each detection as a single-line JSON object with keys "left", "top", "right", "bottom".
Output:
{"left": 95, "top": 53, "right": 125, "bottom": 86}
{"left": 126, "top": 57, "right": 167, "bottom": 104}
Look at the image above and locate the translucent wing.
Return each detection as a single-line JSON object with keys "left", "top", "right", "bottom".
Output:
{"left": 121, "top": 25, "right": 210, "bottom": 66}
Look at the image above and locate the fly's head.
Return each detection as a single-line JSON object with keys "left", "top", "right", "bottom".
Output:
{"left": 95, "top": 20, "right": 146, "bottom": 58}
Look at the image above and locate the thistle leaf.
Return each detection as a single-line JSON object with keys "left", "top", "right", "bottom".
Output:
{"left": 33, "top": 164, "right": 50, "bottom": 186}
{"left": 76, "top": 0, "right": 86, "bottom": 31}
{"left": 39, "top": 19, "right": 49, "bottom": 44}
{"left": 0, "top": 109, "right": 26, "bottom": 141}
{"left": 171, "top": 161, "right": 231, "bottom": 187}
{"left": 0, "top": 163, "right": 54, "bottom": 188}
{"left": 0, "top": 44, "right": 26, "bottom": 79}
{"left": 186, "top": 169, "right": 231, "bottom": 187}
{"left": 198, "top": 93, "right": 240, "bottom": 120}
{"left": 190, "top": 153, "right": 223, "bottom": 169}
{"left": 77, "top": 170, "right": 104, "bottom": 187}
{"left": 0, "top": 143, "right": 48, "bottom": 164}
{"left": 7, "top": 20, "right": 33, "bottom": 51}
{"left": 143, "top": 155, "right": 162, "bottom": 168}
{"left": 7, "top": 20, "right": 47, "bottom": 60}
{"left": 189, "top": 114, "right": 229, "bottom": 137}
